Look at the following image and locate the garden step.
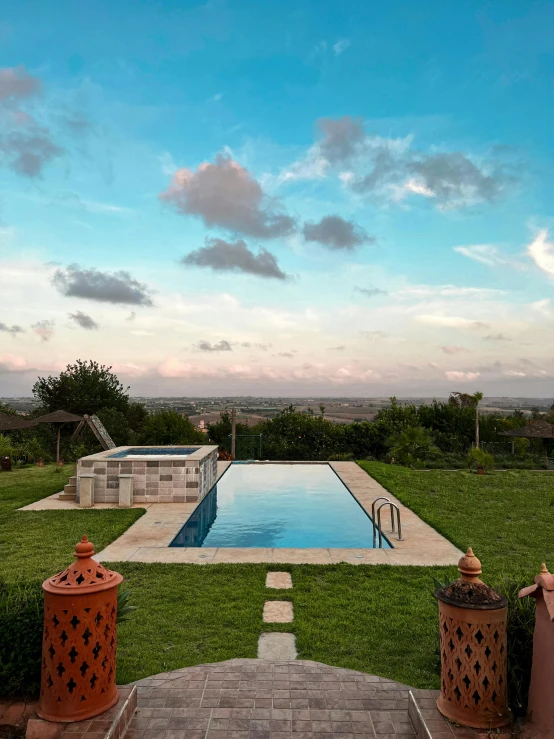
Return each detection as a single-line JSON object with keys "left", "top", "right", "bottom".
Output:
{"left": 68, "top": 476, "right": 77, "bottom": 485}
{"left": 58, "top": 493, "right": 76, "bottom": 501}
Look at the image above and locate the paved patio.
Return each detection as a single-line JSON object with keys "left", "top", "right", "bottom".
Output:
{"left": 129, "top": 659, "right": 421, "bottom": 739}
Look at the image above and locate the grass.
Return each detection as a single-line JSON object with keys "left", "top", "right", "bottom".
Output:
{"left": 2, "top": 461, "right": 553, "bottom": 693}
{"left": 358, "top": 462, "right": 554, "bottom": 581}
{"left": 0, "top": 464, "right": 144, "bottom": 582}
{"left": 114, "top": 562, "right": 441, "bottom": 687}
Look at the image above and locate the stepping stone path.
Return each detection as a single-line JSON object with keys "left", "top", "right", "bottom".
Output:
{"left": 259, "top": 572, "right": 297, "bottom": 660}
{"left": 266, "top": 572, "right": 293, "bottom": 589}
{"left": 263, "top": 601, "right": 294, "bottom": 623}
{"left": 257, "top": 633, "right": 298, "bottom": 660}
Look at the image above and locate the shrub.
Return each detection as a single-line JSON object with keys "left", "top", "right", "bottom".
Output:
{"left": 0, "top": 581, "right": 43, "bottom": 698}
{"left": 138, "top": 410, "right": 205, "bottom": 445}
{"left": 0, "top": 433, "right": 15, "bottom": 459}
{"left": 467, "top": 447, "right": 495, "bottom": 473}
{"left": 500, "top": 579, "right": 535, "bottom": 717}
{"left": 386, "top": 426, "right": 440, "bottom": 466}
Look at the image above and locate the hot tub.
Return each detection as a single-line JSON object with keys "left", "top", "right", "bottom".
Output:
{"left": 76, "top": 445, "right": 218, "bottom": 504}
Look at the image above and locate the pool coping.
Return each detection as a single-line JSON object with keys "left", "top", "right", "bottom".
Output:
{"left": 79, "top": 444, "right": 219, "bottom": 462}
{"left": 88, "top": 461, "right": 462, "bottom": 565}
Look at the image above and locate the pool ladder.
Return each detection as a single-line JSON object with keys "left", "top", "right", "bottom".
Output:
{"left": 371, "top": 497, "right": 403, "bottom": 548}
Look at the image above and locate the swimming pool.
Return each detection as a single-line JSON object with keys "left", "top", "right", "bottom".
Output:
{"left": 108, "top": 447, "right": 198, "bottom": 458}
{"left": 170, "top": 463, "right": 390, "bottom": 548}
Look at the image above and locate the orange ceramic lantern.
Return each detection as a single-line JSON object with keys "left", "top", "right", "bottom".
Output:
{"left": 435, "top": 548, "right": 511, "bottom": 730}
{"left": 37, "top": 536, "right": 123, "bottom": 723}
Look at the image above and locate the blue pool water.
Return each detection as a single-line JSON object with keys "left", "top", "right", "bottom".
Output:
{"left": 108, "top": 447, "right": 198, "bottom": 458}
{"left": 170, "top": 463, "right": 389, "bottom": 548}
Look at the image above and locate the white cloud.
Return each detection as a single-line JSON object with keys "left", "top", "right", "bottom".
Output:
{"left": 440, "top": 345, "right": 467, "bottom": 355}
{"left": 453, "top": 244, "right": 526, "bottom": 270}
{"left": 333, "top": 39, "right": 351, "bottom": 55}
{"left": 398, "top": 285, "right": 504, "bottom": 299}
{"left": 0, "top": 353, "right": 30, "bottom": 372}
{"left": 527, "top": 229, "right": 554, "bottom": 277}
{"left": 415, "top": 315, "right": 489, "bottom": 329}
{"left": 445, "top": 370, "right": 481, "bottom": 382}
{"left": 530, "top": 298, "right": 552, "bottom": 317}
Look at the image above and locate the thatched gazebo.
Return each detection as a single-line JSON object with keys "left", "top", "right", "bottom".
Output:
{"left": 0, "top": 411, "right": 37, "bottom": 432}
{"left": 35, "top": 410, "right": 83, "bottom": 463}
{"left": 499, "top": 419, "right": 554, "bottom": 465}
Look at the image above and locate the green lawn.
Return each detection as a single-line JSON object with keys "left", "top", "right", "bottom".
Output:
{"left": 2, "top": 462, "right": 553, "bottom": 692}
{"left": 358, "top": 462, "right": 554, "bottom": 582}
{"left": 0, "top": 465, "right": 143, "bottom": 582}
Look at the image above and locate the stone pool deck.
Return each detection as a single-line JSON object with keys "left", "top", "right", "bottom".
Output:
{"left": 21, "top": 462, "right": 461, "bottom": 566}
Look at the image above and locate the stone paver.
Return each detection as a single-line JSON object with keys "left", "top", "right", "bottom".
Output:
{"left": 263, "top": 601, "right": 294, "bottom": 623}
{"left": 131, "top": 659, "right": 416, "bottom": 738}
{"left": 258, "top": 634, "right": 298, "bottom": 660}
{"left": 266, "top": 572, "right": 293, "bottom": 589}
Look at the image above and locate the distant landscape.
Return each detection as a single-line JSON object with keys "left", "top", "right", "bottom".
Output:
{"left": 2, "top": 395, "right": 551, "bottom": 426}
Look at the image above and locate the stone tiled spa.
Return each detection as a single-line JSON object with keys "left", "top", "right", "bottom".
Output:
{"left": 76, "top": 446, "right": 219, "bottom": 505}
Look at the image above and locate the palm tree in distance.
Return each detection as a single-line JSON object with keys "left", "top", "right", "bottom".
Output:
{"left": 473, "top": 391, "right": 484, "bottom": 449}
{"left": 449, "top": 390, "right": 484, "bottom": 449}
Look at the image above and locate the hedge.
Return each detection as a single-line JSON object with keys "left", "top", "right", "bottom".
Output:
{"left": 0, "top": 580, "right": 44, "bottom": 697}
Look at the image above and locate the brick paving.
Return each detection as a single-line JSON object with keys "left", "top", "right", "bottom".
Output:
{"left": 130, "top": 658, "right": 416, "bottom": 739}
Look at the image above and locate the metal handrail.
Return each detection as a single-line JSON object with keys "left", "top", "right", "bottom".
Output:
{"left": 376, "top": 501, "right": 403, "bottom": 547}
{"left": 371, "top": 496, "right": 393, "bottom": 547}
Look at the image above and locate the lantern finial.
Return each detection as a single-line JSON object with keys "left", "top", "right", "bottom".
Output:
{"left": 458, "top": 547, "right": 482, "bottom": 583}
{"left": 75, "top": 534, "right": 95, "bottom": 558}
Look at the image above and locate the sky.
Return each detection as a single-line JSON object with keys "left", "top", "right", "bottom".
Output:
{"left": 1, "top": 0, "right": 554, "bottom": 398}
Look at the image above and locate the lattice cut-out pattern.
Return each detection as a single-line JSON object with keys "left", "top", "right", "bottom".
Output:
{"left": 48, "top": 561, "right": 119, "bottom": 590}
{"left": 40, "top": 589, "right": 118, "bottom": 721}
{"left": 438, "top": 606, "right": 509, "bottom": 726}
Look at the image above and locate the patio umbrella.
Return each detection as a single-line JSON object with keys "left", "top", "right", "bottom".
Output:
{"left": 35, "top": 410, "right": 83, "bottom": 463}
{"left": 0, "top": 411, "right": 37, "bottom": 431}
{"left": 499, "top": 419, "right": 554, "bottom": 465}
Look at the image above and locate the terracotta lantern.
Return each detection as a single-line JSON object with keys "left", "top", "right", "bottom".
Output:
{"left": 37, "top": 536, "right": 123, "bottom": 723}
{"left": 518, "top": 563, "right": 554, "bottom": 736}
{"left": 435, "top": 548, "right": 511, "bottom": 729}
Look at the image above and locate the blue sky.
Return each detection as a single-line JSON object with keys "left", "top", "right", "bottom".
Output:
{"left": 1, "top": 0, "right": 553, "bottom": 396}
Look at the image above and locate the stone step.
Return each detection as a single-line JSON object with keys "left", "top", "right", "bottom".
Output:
{"left": 63, "top": 484, "right": 77, "bottom": 494}
{"left": 58, "top": 492, "right": 76, "bottom": 501}
{"left": 68, "top": 475, "right": 77, "bottom": 485}
{"left": 257, "top": 633, "right": 297, "bottom": 660}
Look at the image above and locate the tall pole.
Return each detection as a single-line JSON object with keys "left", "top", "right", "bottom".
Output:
{"left": 231, "top": 408, "right": 236, "bottom": 459}
{"left": 475, "top": 405, "right": 479, "bottom": 449}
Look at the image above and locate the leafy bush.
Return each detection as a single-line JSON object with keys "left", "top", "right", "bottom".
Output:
{"left": 386, "top": 426, "right": 440, "bottom": 466}
{"left": 0, "top": 433, "right": 15, "bottom": 458}
{"left": 97, "top": 407, "right": 132, "bottom": 446}
{"left": 500, "top": 580, "right": 535, "bottom": 717}
{"left": 467, "top": 447, "right": 495, "bottom": 473}
{"left": 138, "top": 410, "right": 205, "bottom": 445}
{"left": 116, "top": 589, "right": 137, "bottom": 624}
{"left": 0, "top": 580, "right": 43, "bottom": 697}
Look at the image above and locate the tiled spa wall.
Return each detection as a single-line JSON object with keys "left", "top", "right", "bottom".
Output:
{"left": 76, "top": 447, "right": 218, "bottom": 504}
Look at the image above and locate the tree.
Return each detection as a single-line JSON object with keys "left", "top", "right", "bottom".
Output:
{"left": 473, "top": 391, "right": 484, "bottom": 449}
{"left": 32, "top": 360, "right": 130, "bottom": 416}
{"left": 138, "top": 410, "right": 205, "bottom": 445}
{"left": 449, "top": 390, "right": 483, "bottom": 449}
